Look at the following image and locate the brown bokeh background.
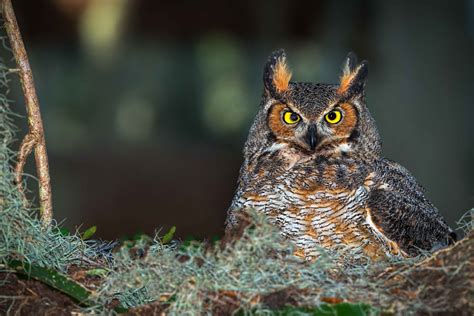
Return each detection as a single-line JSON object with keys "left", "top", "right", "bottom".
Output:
{"left": 6, "top": 0, "right": 474, "bottom": 240}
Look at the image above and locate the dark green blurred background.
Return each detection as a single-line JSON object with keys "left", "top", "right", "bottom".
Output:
{"left": 7, "top": 0, "right": 474, "bottom": 239}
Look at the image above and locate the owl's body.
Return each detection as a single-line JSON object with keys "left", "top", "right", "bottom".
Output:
{"left": 226, "top": 50, "right": 455, "bottom": 260}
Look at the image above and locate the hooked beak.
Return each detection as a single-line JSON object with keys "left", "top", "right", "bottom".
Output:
{"left": 305, "top": 124, "right": 318, "bottom": 150}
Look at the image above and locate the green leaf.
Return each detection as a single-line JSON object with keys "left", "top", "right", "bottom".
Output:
{"left": 134, "top": 233, "right": 152, "bottom": 243}
{"left": 211, "top": 235, "right": 221, "bottom": 245}
{"left": 82, "top": 225, "right": 97, "bottom": 240}
{"left": 7, "top": 259, "right": 94, "bottom": 306}
{"left": 273, "top": 303, "right": 378, "bottom": 315}
{"left": 162, "top": 226, "right": 176, "bottom": 244}
{"left": 7, "top": 259, "right": 128, "bottom": 313}
{"left": 53, "top": 227, "right": 70, "bottom": 236}
{"left": 179, "top": 235, "right": 202, "bottom": 251}
{"left": 86, "top": 268, "right": 109, "bottom": 277}
{"left": 132, "top": 231, "right": 146, "bottom": 240}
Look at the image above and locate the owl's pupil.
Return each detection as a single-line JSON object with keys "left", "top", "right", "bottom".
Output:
{"left": 290, "top": 113, "right": 298, "bottom": 121}
{"left": 328, "top": 112, "right": 336, "bottom": 120}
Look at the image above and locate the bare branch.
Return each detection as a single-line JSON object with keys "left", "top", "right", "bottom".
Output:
{"left": 2, "top": 0, "right": 53, "bottom": 226}
{"left": 14, "top": 132, "right": 35, "bottom": 190}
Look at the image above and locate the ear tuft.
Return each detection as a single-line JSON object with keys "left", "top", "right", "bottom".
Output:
{"left": 263, "top": 49, "right": 292, "bottom": 96}
{"left": 338, "top": 52, "right": 368, "bottom": 96}
{"left": 342, "top": 52, "right": 358, "bottom": 75}
{"left": 273, "top": 55, "right": 292, "bottom": 93}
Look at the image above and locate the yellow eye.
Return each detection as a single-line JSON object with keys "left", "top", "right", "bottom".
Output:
{"left": 325, "top": 110, "right": 342, "bottom": 124}
{"left": 283, "top": 111, "right": 301, "bottom": 124}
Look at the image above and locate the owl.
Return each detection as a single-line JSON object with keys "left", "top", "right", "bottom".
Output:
{"left": 226, "top": 49, "right": 456, "bottom": 260}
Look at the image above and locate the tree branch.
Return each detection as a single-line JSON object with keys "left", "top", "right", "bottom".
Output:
{"left": 2, "top": 0, "right": 53, "bottom": 226}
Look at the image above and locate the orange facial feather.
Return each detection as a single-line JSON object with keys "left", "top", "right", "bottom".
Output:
{"left": 333, "top": 103, "right": 358, "bottom": 137}
{"left": 268, "top": 103, "right": 294, "bottom": 138}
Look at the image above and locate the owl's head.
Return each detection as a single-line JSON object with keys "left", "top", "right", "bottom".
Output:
{"left": 245, "top": 49, "right": 381, "bottom": 162}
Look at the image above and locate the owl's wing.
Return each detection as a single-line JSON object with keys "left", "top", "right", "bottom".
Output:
{"left": 366, "top": 159, "right": 456, "bottom": 256}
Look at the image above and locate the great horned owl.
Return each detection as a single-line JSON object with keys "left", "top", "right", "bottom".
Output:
{"left": 226, "top": 49, "right": 456, "bottom": 260}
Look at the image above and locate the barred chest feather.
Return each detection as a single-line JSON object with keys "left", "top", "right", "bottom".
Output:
{"left": 229, "top": 154, "right": 404, "bottom": 260}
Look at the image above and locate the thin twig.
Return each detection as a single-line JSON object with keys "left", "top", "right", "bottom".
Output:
{"left": 1, "top": 0, "right": 53, "bottom": 226}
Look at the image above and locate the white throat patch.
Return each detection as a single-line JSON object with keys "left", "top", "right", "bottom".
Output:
{"left": 338, "top": 143, "right": 351, "bottom": 153}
